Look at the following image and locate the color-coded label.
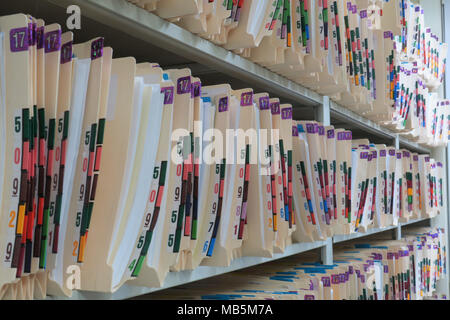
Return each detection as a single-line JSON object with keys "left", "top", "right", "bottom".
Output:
{"left": 91, "top": 38, "right": 104, "bottom": 60}
{"left": 218, "top": 97, "right": 229, "bottom": 112}
{"left": 281, "top": 107, "right": 292, "bottom": 120}
{"left": 44, "top": 30, "right": 61, "bottom": 53}
{"left": 241, "top": 92, "right": 253, "bottom": 106}
{"left": 161, "top": 86, "right": 174, "bottom": 105}
{"left": 271, "top": 102, "right": 281, "bottom": 115}
{"left": 259, "top": 97, "right": 270, "bottom": 110}
{"left": 177, "top": 76, "right": 191, "bottom": 94}
{"left": 10, "top": 27, "right": 29, "bottom": 52}
{"left": 60, "top": 41, "right": 73, "bottom": 64}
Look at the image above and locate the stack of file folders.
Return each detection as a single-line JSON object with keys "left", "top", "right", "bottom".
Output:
{"left": 128, "top": 0, "right": 449, "bottom": 146}
{"left": 148, "top": 227, "right": 446, "bottom": 300}
{"left": 0, "top": 11, "right": 445, "bottom": 300}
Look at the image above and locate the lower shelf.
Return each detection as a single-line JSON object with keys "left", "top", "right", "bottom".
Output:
{"left": 49, "top": 218, "right": 431, "bottom": 300}
{"left": 333, "top": 218, "right": 431, "bottom": 243}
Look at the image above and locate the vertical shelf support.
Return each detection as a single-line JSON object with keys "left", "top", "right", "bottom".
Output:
{"left": 321, "top": 238, "right": 334, "bottom": 265}
{"left": 315, "top": 96, "right": 331, "bottom": 126}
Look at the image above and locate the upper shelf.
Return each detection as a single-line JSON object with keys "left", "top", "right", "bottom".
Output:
{"left": 22, "top": 0, "right": 431, "bottom": 154}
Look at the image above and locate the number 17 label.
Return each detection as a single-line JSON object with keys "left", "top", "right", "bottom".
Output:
{"left": 10, "top": 27, "right": 29, "bottom": 52}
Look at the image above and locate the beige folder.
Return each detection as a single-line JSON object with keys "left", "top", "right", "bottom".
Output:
{"left": 241, "top": 93, "right": 275, "bottom": 257}
{"left": 0, "top": 13, "right": 32, "bottom": 293}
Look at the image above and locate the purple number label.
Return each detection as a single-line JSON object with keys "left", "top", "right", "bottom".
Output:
{"left": 60, "top": 41, "right": 73, "bottom": 64}
{"left": 327, "top": 130, "right": 335, "bottom": 139}
{"left": 372, "top": 151, "right": 377, "bottom": 159}
{"left": 218, "top": 97, "right": 229, "bottom": 112}
{"left": 384, "top": 265, "right": 389, "bottom": 273}
{"left": 271, "top": 102, "right": 280, "bottom": 115}
{"left": 322, "top": 277, "right": 331, "bottom": 287}
{"left": 259, "top": 97, "right": 270, "bottom": 110}
{"left": 318, "top": 126, "right": 325, "bottom": 136}
{"left": 384, "top": 31, "right": 392, "bottom": 39}
{"left": 389, "top": 150, "right": 396, "bottom": 156}
{"left": 425, "top": 157, "right": 430, "bottom": 162}
{"left": 337, "top": 132, "right": 345, "bottom": 141}
{"left": 360, "top": 10, "right": 367, "bottom": 18}
{"left": 403, "top": 151, "right": 410, "bottom": 157}
{"left": 36, "top": 27, "right": 44, "bottom": 49}
{"left": 304, "top": 295, "right": 315, "bottom": 300}
{"left": 161, "top": 86, "right": 174, "bottom": 105}
{"left": 396, "top": 153, "right": 402, "bottom": 159}
{"left": 28, "top": 23, "right": 36, "bottom": 46}
{"left": 241, "top": 92, "right": 253, "bottom": 106}
{"left": 380, "top": 150, "right": 386, "bottom": 157}
{"left": 281, "top": 107, "right": 292, "bottom": 120}
{"left": 177, "top": 76, "right": 191, "bottom": 95}
{"left": 360, "top": 152, "right": 368, "bottom": 160}
{"left": 10, "top": 27, "right": 29, "bottom": 52}
{"left": 306, "top": 123, "right": 316, "bottom": 134}
{"left": 292, "top": 125, "right": 299, "bottom": 137}
{"left": 191, "top": 82, "right": 201, "bottom": 98}
{"left": 44, "top": 30, "right": 61, "bottom": 53}
{"left": 413, "top": 155, "right": 419, "bottom": 161}
{"left": 91, "top": 38, "right": 104, "bottom": 60}
{"left": 345, "top": 132, "right": 352, "bottom": 140}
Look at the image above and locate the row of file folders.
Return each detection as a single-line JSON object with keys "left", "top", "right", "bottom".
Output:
{"left": 150, "top": 227, "right": 447, "bottom": 300}
{"left": 0, "top": 12, "right": 445, "bottom": 300}
{"left": 128, "top": 0, "right": 449, "bottom": 146}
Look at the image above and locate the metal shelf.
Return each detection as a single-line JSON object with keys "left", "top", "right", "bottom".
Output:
{"left": 333, "top": 218, "right": 431, "bottom": 244}
{"left": 49, "top": 240, "right": 328, "bottom": 300}
{"left": 330, "top": 101, "right": 432, "bottom": 154}
{"left": 44, "top": 0, "right": 323, "bottom": 108}
{"left": 35, "top": 0, "right": 435, "bottom": 153}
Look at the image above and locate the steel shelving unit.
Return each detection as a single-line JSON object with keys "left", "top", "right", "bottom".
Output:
{"left": 4, "top": 0, "right": 445, "bottom": 299}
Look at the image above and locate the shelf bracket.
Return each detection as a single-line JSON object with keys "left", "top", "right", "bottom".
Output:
{"left": 315, "top": 96, "right": 331, "bottom": 125}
